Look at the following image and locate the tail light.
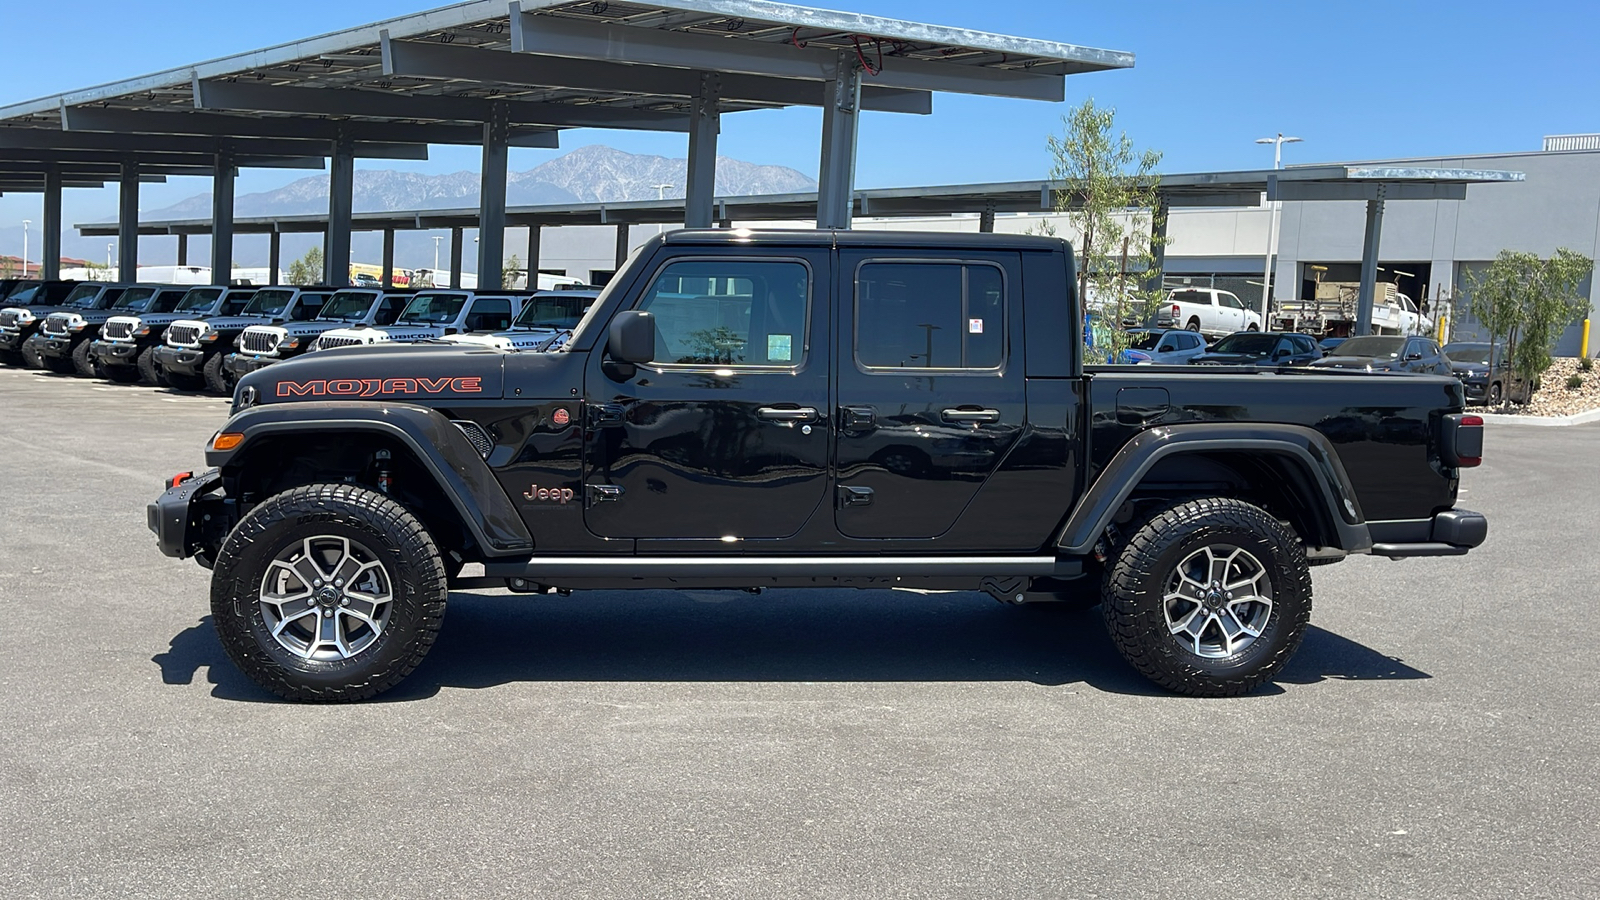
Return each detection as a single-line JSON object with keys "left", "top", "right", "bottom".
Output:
{"left": 1442, "top": 413, "right": 1483, "bottom": 468}
{"left": 1171, "top": 304, "right": 1181, "bottom": 316}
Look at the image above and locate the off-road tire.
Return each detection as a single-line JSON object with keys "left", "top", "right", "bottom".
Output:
{"left": 210, "top": 483, "right": 449, "bottom": 702}
{"left": 70, "top": 340, "right": 100, "bottom": 378}
{"left": 1102, "top": 497, "right": 1311, "bottom": 697}
{"left": 202, "top": 351, "right": 234, "bottom": 395}
{"left": 136, "top": 346, "right": 169, "bottom": 386}
{"left": 19, "top": 342, "right": 45, "bottom": 369}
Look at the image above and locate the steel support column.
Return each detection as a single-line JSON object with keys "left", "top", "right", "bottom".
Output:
{"left": 477, "top": 106, "right": 511, "bottom": 291}
{"left": 614, "top": 223, "right": 631, "bottom": 269}
{"left": 449, "top": 227, "right": 463, "bottom": 289}
{"left": 1355, "top": 190, "right": 1387, "bottom": 336}
{"left": 211, "top": 148, "right": 235, "bottom": 284}
{"left": 978, "top": 201, "right": 996, "bottom": 234}
{"left": 42, "top": 166, "right": 62, "bottom": 279}
{"left": 526, "top": 225, "right": 541, "bottom": 288}
{"left": 324, "top": 133, "right": 355, "bottom": 286}
{"left": 117, "top": 160, "right": 140, "bottom": 281}
{"left": 685, "top": 74, "right": 721, "bottom": 229}
{"left": 177, "top": 233, "right": 188, "bottom": 266}
{"left": 816, "top": 52, "right": 863, "bottom": 230}
{"left": 268, "top": 231, "right": 281, "bottom": 285}
{"left": 382, "top": 229, "right": 395, "bottom": 288}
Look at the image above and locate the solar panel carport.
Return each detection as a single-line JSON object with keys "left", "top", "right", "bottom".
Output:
{"left": 80, "top": 164, "right": 1524, "bottom": 334}
{"left": 0, "top": 0, "right": 1132, "bottom": 287}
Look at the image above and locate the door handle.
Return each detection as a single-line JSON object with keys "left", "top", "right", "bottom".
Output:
{"left": 941, "top": 407, "right": 1001, "bottom": 424}
{"left": 841, "top": 405, "right": 877, "bottom": 431}
{"left": 758, "top": 406, "right": 818, "bottom": 423}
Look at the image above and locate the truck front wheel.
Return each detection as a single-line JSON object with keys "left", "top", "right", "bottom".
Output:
{"left": 1101, "top": 497, "right": 1311, "bottom": 697}
{"left": 210, "top": 483, "right": 449, "bottom": 702}
{"left": 203, "top": 352, "right": 235, "bottom": 395}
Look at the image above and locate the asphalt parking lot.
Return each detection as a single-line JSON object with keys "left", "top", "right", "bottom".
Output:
{"left": 0, "top": 365, "right": 1595, "bottom": 899}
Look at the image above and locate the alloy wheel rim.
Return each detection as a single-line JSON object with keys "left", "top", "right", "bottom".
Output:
{"left": 1162, "top": 543, "right": 1274, "bottom": 659}
{"left": 258, "top": 535, "right": 394, "bottom": 661}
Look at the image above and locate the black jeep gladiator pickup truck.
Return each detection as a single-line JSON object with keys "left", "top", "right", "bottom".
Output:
{"left": 149, "top": 230, "right": 1487, "bottom": 702}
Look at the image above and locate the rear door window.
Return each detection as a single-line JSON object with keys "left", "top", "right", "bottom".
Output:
{"left": 855, "top": 261, "right": 1004, "bottom": 371}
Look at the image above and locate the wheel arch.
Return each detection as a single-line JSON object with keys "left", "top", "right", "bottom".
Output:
{"left": 210, "top": 402, "right": 532, "bottom": 558}
{"left": 1056, "top": 423, "right": 1372, "bottom": 556}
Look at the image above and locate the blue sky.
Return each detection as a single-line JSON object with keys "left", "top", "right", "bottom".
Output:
{"left": 2, "top": 0, "right": 1596, "bottom": 233}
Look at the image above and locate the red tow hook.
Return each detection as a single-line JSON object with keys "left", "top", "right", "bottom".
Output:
{"left": 166, "top": 471, "right": 194, "bottom": 489}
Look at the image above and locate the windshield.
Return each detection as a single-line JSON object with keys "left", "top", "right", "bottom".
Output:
{"left": 1211, "top": 333, "right": 1279, "bottom": 355}
{"left": 1127, "top": 332, "right": 1164, "bottom": 351}
{"left": 61, "top": 285, "right": 103, "bottom": 308}
{"left": 319, "top": 291, "right": 379, "bottom": 321}
{"left": 397, "top": 292, "right": 468, "bottom": 325}
{"left": 2, "top": 281, "right": 38, "bottom": 301}
{"left": 112, "top": 287, "right": 158, "bottom": 311}
{"left": 242, "top": 289, "right": 295, "bottom": 317}
{"left": 175, "top": 288, "right": 225, "bottom": 312}
{"left": 1443, "top": 345, "right": 1493, "bottom": 364}
{"left": 1337, "top": 336, "right": 1405, "bottom": 358}
{"left": 513, "top": 295, "right": 590, "bottom": 331}
{"left": 6, "top": 285, "right": 40, "bottom": 304}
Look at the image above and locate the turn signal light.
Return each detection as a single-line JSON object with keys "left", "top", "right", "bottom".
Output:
{"left": 211, "top": 432, "right": 245, "bottom": 451}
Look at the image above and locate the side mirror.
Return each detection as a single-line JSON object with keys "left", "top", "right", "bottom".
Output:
{"left": 1406, "top": 352, "right": 1423, "bottom": 361}
{"left": 609, "top": 310, "right": 655, "bottom": 364}
{"left": 1275, "top": 348, "right": 1291, "bottom": 359}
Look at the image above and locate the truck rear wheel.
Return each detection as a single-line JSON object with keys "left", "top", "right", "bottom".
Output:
{"left": 1101, "top": 497, "right": 1311, "bottom": 697}
{"left": 210, "top": 483, "right": 449, "bottom": 702}
{"left": 136, "top": 346, "right": 169, "bottom": 386}
{"left": 1186, "top": 318, "right": 1202, "bottom": 332}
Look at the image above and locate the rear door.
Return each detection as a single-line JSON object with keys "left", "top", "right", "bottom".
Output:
{"left": 834, "top": 250, "right": 1026, "bottom": 542}
{"left": 582, "top": 250, "right": 832, "bottom": 542}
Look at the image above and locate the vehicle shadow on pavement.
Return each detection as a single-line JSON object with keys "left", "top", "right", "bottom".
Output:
{"left": 153, "top": 590, "right": 1429, "bottom": 703}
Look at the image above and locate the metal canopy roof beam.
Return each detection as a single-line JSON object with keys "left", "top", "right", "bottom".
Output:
{"left": 54, "top": 110, "right": 432, "bottom": 159}
{"left": 0, "top": 147, "right": 323, "bottom": 171}
{"left": 54, "top": 107, "right": 549, "bottom": 149}
{"left": 193, "top": 78, "right": 691, "bottom": 132}
{"left": 1276, "top": 182, "right": 1468, "bottom": 202}
{"left": 383, "top": 34, "right": 931, "bottom": 115}
{"left": 511, "top": 11, "right": 1065, "bottom": 102}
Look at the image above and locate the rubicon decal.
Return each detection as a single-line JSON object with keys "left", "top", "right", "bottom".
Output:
{"left": 276, "top": 377, "right": 484, "bottom": 398}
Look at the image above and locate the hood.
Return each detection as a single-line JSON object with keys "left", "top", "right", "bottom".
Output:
{"left": 133, "top": 310, "right": 213, "bottom": 328}
{"left": 1310, "top": 355, "right": 1397, "bottom": 371}
{"left": 1191, "top": 351, "right": 1272, "bottom": 366}
{"left": 198, "top": 314, "right": 277, "bottom": 332}
{"left": 1450, "top": 362, "right": 1489, "bottom": 377}
{"left": 440, "top": 329, "right": 566, "bottom": 352}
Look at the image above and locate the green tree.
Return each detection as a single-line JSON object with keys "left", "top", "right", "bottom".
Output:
{"left": 1466, "top": 248, "right": 1593, "bottom": 397}
{"left": 1047, "top": 99, "right": 1166, "bottom": 363}
{"left": 287, "top": 246, "right": 324, "bottom": 286}
{"left": 503, "top": 253, "right": 523, "bottom": 290}
{"left": 0, "top": 256, "right": 16, "bottom": 279}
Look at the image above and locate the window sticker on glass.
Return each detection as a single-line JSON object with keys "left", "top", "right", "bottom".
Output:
{"left": 969, "top": 318, "right": 985, "bottom": 334}
{"left": 768, "top": 333, "right": 793, "bottom": 362}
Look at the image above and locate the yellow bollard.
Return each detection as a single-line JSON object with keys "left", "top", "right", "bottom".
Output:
{"left": 1582, "top": 319, "right": 1591, "bottom": 359}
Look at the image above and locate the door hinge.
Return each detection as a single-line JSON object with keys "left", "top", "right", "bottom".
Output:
{"left": 590, "top": 403, "right": 625, "bottom": 428}
{"left": 838, "top": 485, "right": 874, "bottom": 508}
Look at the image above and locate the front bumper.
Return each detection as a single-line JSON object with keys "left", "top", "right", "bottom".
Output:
{"left": 147, "top": 469, "right": 230, "bottom": 563}
{"left": 1462, "top": 380, "right": 1489, "bottom": 401}
{"left": 152, "top": 344, "right": 208, "bottom": 376}
{"left": 1371, "top": 508, "right": 1489, "bottom": 559}
{"left": 90, "top": 339, "right": 141, "bottom": 366}
{"left": 224, "top": 352, "right": 283, "bottom": 377}
{"left": 37, "top": 334, "right": 76, "bottom": 359}
{"left": 0, "top": 328, "right": 25, "bottom": 351}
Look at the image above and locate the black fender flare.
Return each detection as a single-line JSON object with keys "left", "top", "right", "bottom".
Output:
{"left": 1056, "top": 423, "right": 1372, "bottom": 555}
{"left": 206, "top": 401, "right": 533, "bottom": 555}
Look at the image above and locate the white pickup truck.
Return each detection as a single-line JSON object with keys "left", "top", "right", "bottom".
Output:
{"left": 1150, "top": 287, "right": 1263, "bottom": 339}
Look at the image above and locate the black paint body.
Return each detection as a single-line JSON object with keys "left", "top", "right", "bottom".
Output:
{"left": 174, "top": 230, "right": 1477, "bottom": 588}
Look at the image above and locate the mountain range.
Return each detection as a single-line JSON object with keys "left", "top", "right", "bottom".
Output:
{"left": 141, "top": 145, "right": 817, "bottom": 220}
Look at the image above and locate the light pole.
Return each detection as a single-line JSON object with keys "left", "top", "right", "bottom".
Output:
{"left": 432, "top": 235, "right": 443, "bottom": 273}
{"left": 21, "top": 219, "right": 30, "bottom": 278}
{"left": 107, "top": 243, "right": 114, "bottom": 280}
{"left": 1254, "top": 133, "right": 1302, "bottom": 319}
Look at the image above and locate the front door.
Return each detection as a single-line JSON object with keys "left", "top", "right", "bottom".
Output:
{"left": 583, "top": 252, "right": 831, "bottom": 541}
{"left": 833, "top": 251, "right": 1028, "bottom": 543}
